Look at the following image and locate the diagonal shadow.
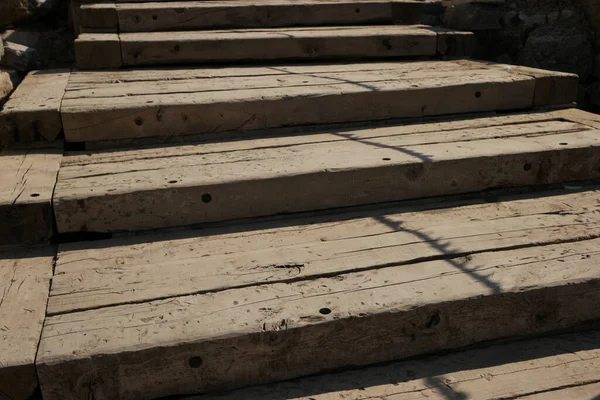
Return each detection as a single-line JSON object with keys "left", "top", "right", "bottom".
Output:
{"left": 331, "top": 131, "right": 433, "bottom": 162}
{"left": 372, "top": 214, "right": 501, "bottom": 294}
{"left": 267, "top": 66, "right": 381, "bottom": 91}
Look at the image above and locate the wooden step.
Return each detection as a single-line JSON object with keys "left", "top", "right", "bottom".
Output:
{"left": 187, "top": 329, "right": 600, "bottom": 400}
{"left": 57, "top": 59, "right": 576, "bottom": 143}
{"left": 52, "top": 108, "right": 598, "bottom": 234}
{"left": 74, "top": 26, "right": 473, "bottom": 68}
{"left": 77, "top": 0, "right": 426, "bottom": 33}
{"left": 0, "top": 148, "right": 63, "bottom": 246}
{"left": 0, "top": 247, "right": 55, "bottom": 400}
{"left": 38, "top": 185, "right": 600, "bottom": 400}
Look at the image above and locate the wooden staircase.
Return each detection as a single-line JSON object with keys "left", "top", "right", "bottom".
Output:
{"left": 2, "top": 0, "right": 600, "bottom": 399}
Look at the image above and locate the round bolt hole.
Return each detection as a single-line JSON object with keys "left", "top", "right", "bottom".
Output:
{"left": 355, "top": 8, "right": 361, "bottom": 13}
{"left": 319, "top": 307, "right": 332, "bottom": 315}
{"left": 559, "top": 142, "right": 568, "bottom": 145}
{"left": 173, "top": 44, "right": 181, "bottom": 52}
{"left": 152, "top": 14, "right": 158, "bottom": 20}
{"left": 30, "top": 193, "right": 40, "bottom": 197}
{"left": 475, "top": 91, "right": 482, "bottom": 98}
{"left": 202, "top": 193, "right": 212, "bottom": 203}
{"left": 134, "top": 117, "right": 144, "bottom": 126}
{"left": 523, "top": 163, "right": 532, "bottom": 172}
{"left": 189, "top": 356, "right": 203, "bottom": 368}
{"left": 168, "top": 180, "right": 178, "bottom": 184}
{"left": 382, "top": 157, "right": 391, "bottom": 161}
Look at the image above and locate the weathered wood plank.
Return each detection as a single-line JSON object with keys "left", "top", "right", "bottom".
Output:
{"left": 114, "top": 0, "right": 417, "bottom": 32}
{"left": 78, "top": 3, "right": 118, "bottom": 33}
{"left": 0, "top": 247, "right": 55, "bottom": 400}
{"left": 61, "top": 60, "right": 545, "bottom": 142}
{"left": 456, "top": 59, "right": 579, "bottom": 107}
{"left": 184, "top": 330, "right": 600, "bottom": 400}
{"left": 116, "top": 25, "right": 441, "bottom": 67}
{"left": 0, "top": 149, "right": 62, "bottom": 247}
{"left": 52, "top": 111, "right": 600, "bottom": 233}
{"left": 0, "top": 69, "right": 70, "bottom": 146}
{"left": 49, "top": 187, "right": 600, "bottom": 314}
{"left": 75, "top": 33, "right": 121, "bottom": 69}
{"left": 37, "top": 236, "right": 600, "bottom": 400}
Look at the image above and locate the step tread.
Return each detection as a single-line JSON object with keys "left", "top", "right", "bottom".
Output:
{"left": 75, "top": 25, "right": 473, "bottom": 68}
{"left": 38, "top": 186, "right": 600, "bottom": 400}
{"left": 188, "top": 330, "right": 600, "bottom": 400}
{"left": 0, "top": 149, "right": 63, "bottom": 246}
{"left": 0, "top": 247, "right": 54, "bottom": 400}
{"left": 79, "top": 0, "right": 426, "bottom": 33}
{"left": 59, "top": 59, "right": 575, "bottom": 142}
{"left": 50, "top": 180, "right": 600, "bottom": 314}
{"left": 52, "top": 108, "right": 598, "bottom": 233}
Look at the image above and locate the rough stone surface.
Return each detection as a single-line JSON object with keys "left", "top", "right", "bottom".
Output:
{"left": 1, "top": 41, "right": 39, "bottom": 71}
{"left": 0, "top": 68, "right": 21, "bottom": 105}
{"left": 444, "top": 3, "right": 503, "bottom": 30}
{"left": 2, "top": 29, "right": 74, "bottom": 69}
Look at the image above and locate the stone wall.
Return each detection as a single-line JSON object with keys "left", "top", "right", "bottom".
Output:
{"left": 443, "top": 0, "right": 600, "bottom": 110}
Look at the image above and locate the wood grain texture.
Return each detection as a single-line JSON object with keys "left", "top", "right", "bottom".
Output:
{"left": 61, "top": 59, "right": 545, "bottom": 142}
{"left": 456, "top": 59, "right": 579, "bottom": 106}
{"left": 114, "top": 0, "right": 419, "bottom": 32}
{"left": 0, "top": 247, "right": 55, "bottom": 400}
{"left": 49, "top": 186, "right": 600, "bottom": 314}
{"left": 52, "top": 110, "right": 600, "bottom": 233}
{"left": 37, "top": 235, "right": 600, "bottom": 400}
{"left": 0, "top": 149, "right": 62, "bottom": 247}
{"left": 185, "top": 330, "right": 600, "bottom": 400}
{"left": 0, "top": 69, "right": 70, "bottom": 146}
{"left": 75, "top": 33, "right": 122, "bottom": 69}
{"left": 78, "top": 3, "right": 118, "bottom": 33}
{"left": 115, "top": 25, "right": 441, "bottom": 66}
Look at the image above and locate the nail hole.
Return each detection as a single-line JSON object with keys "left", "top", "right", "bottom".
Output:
{"left": 188, "top": 357, "right": 203, "bottom": 368}
{"left": 134, "top": 117, "right": 143, "bottom": 126}
{"left": 523, "top": 163, "right": 532, "bottom": 171}
{"left": 355, "top": 8, "right": 361, "bottom": 13}
{"left": 152, "top": 14, "right": 158, "bottom": 20}
{"left": 173, "top": 44, "right": 181, "bottom": 52}
{"left": 30, "top": 193, "right": 40, "bottom": 197}
{"left": 319, "top": 307, "right": 331, "bottom": 315}
{"left": 475, "top": 91, "right": 482, "bottom": 98}
{"left": 559, "top": 142, "right": 568, "bottom": 145}
{"left": 382, "top": 157, "right": 391, "bottom": 161}
{"left": 202, "top": 193, "right": 212, "bottom": 203}
{"left": 168, "top": 180, "right": 178, "bottom": 184}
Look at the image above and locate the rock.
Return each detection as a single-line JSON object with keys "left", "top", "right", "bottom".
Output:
{"left": 0, "top": 68, "right": 21, "bottom": 106}
{"left": 547, "top": 11, "right": 560, "bottom": 24}
{"left": 0, "top": 0, "right": 58, "bottom": 28}
{"left": 2, "top": 29, "right": 74, "bottom": 69}
{"left": 503, "top": 11, "right": 519, "bottom": 26}
{"left": 561, "top": 9, "right": 575, "bottom": 20}
{"left": 0, "top": 37, "right": 4, "bottom": 62}
{"left": 519, "top": 30, "right": 594, "bottom": 82}
{"left": 444, "top": 3, "right": 503, "bottom": 30}
{"left": 524, "top": 14, "right": 547, "bottom": 30}
{"left": 1, "top": 42, "right": 39, "bottom": 71}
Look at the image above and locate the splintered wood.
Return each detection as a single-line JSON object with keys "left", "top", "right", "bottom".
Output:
{"left": 0, "top": 247, "right": 55, "bottom": 400}
{"left": 53, "top": 109, "right": 600, "bottom": 233}
{"left": 0, "top": 149, "right": 62, "bottom": 246}
{"left": 37, "top": 186, "right": 600, "bottom": 400}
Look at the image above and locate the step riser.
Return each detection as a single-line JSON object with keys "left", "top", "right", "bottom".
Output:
{"left": 75, "top": 28, "right": 473, "bottom": 69}
{"left": 78, "top": 2, "right": 425, "bottom": 33}
{"left": 62, "top": 78, "right": 533, "bottom": 142}
{"left": 54, "top": 145, "right": 600, "bottom": 234}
